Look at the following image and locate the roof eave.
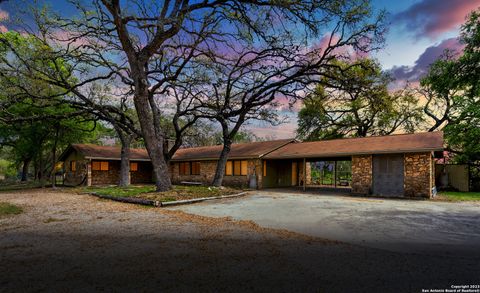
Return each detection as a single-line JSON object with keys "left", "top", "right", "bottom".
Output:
{"left": 264, "top": 147, "right": 444, "bottom": 160}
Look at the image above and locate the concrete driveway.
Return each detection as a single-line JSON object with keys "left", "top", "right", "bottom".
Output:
{"left": 169, "top": 190, "right": 480, "bottom": 257}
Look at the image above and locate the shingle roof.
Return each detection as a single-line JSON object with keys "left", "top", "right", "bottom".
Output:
{"left": 59, "top": 144, "right": 150, "bottom": 161}
{"left": 60, "top": 132, "right": 443, "bottom": 162}
{"left": 264, "top": 131, "right": 444, "bottom": 159}
{"left": 59, "top": 139, "right": 295, "bottom": 162}
{"left": 171, "top": 139, "right": 295, "bottom": 161}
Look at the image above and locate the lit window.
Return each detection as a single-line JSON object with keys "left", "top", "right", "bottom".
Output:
{"left": 70, "top": 161, "right": 76, "bottom": 172}
{"left": 225, "top": 161, "right": 233, "bottom": 176}
{"left": 130, "top": 162, "right": 138, "bottom": 172}
{"left": 100, "top": 161, "right": 109, "bottom": 171}
{"left": 179, "top": 162, "right": 191, "bottom": 175}
{"left": 263, "top": 161, "right": 267, "bottom": 176}
{"left": 191, "top": 162, "right": 200, "bottom": 175}
{"left": 92, "top": 161, "right": 100, "bottom": 171}
{"left": 233, "top": 161, "right": 242, "bottom": 175}
{"left": 241, "top": 160, "right": 248, "bottom": 175}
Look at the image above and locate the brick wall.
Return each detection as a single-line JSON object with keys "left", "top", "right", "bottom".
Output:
{"left": 351, "top": 155, "right": 372, "bottom": 195}
{"left": 404, "top": 152, "right": 432, "bottom": 198}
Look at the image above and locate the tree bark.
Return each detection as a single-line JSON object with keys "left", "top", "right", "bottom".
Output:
{"left": 21, "top": 158, "right": 31, "bottom": 181}
{"left": 117, "top": 129, "right": 132, "bottom": 187}
{"left": 50, "top": 124, "right": 60, "bottom": 188}
{"left": 132, "top": 82, "right": 172, "bottom": 192}
{"left": 212, "top": 140, "right": 233, "bottom": 187}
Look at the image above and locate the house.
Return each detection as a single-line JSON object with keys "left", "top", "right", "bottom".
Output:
{"left": 59, "top": 131, "right": 444, "bottom": 198}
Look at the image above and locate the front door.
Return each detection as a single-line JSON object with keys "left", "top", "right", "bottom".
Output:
{"left": 373, "top": 154, "right": 404, "bottom": 197}
{"left": 291, "top": 162, "right": 298, "bottom": 186}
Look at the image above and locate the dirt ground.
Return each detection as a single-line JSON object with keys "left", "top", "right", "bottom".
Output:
{"left": 0, "top": 188, "right": 479, "bottom": 292}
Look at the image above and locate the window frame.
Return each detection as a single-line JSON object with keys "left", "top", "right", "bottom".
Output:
{"left": 225, "top": 160, "right": 248, "bottom": 176}
{"left": 179, "top": 161, "right": 200, "bottom": 176}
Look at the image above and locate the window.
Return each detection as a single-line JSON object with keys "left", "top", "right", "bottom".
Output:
{"left": 225, "top": 161, "right": 233, "bottom": 176}
{"left": 92, "top": 161, "right": 109, "bottom": 171}
{"left": 70, "top": 161, "right": 76, "bottom": 172}
{"left": 130, "top": 162, "right": 138, "bottom": 172}
{"left": 100, "top": 161, "right": 109, "bottom": 171}
{"left": 92, "top": 161, "right": 100, "bottom": 171}
{"left": 263, "top": 161, "right": 267, "bottom": 176}
{"left": 241, "top": 160, "right": 248, "bottom": 175}
{"left": 225, "top": 160, "right": 248, "bottom": 176}
{"left": 179, "top": 162, "right": 200, "bottom": 175}
{"left": 191, "top": 162, "right": 200, "bottom": 175}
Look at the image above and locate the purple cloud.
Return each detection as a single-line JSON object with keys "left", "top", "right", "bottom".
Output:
{"left": 393, "top": 0, "right": 480, "bottom": 39}
{"left": 389, "top": 37, "right": 464, "bottom": 84}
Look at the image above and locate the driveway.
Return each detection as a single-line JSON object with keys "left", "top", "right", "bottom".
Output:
{"left": 169, "top": 190, "right": 480, "bottom": 257}
{"left": 1, "top": 188, "right": 479, "bottom": 292}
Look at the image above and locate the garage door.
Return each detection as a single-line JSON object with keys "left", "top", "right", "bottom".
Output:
{"left": 373, "top": 154, "right": 404, "bottom": 197}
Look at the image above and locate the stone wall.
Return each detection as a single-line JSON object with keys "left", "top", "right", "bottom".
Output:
{"left": 91, "top": 160, "right": 120, "bottom": 185}
{"left": 171, "top": 159, "right": 261, "bottom": 188}
{"left": 404, "top": 152, "right": 432, "bottom": 198}
{"left": 131, "top": 161, "right": 153, "bottom": 184}
{"left": 351, "top": 155, "right": 372, "bottom": 195}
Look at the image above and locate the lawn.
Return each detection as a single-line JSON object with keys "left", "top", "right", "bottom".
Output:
{"left": 82, "top": 185, "right": 242, "bottom": 202}
{"left": 0, "top": 202, "right": 23, "bottom": 217}
{"left": 0, "top": 181, "right": 43, "bottom": 192}
{"left": 436, "top": 191, "right": 480, "bottom": 201}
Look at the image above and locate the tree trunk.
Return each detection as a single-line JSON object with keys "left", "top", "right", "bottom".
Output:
{"left": 212, "top": 140, "right": 232, "bottom": 187}
{"left": 117, "top": 129, "right": 132, "bottom": 187}
{"left": 21, "top": 158, "right": 31, "bottom": 181}
{"left": 132, "top": 86, "right": 172, "bottom": 192}
{"left": 50, "top": 125, "right": 60, "bottom": 188}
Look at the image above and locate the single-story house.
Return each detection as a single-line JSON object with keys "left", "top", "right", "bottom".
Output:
{"left": 59, "top": 131, "right": 444, "bottom": 198}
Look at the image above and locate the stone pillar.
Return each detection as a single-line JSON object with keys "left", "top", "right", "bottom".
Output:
{"left": 404, "top": 152, "right": 432, "bottom": 198}
{"left": 86, "top": 160, "right": 92, "bottom": 187}
{"left": 351, "top": 155, "right": 372, "bottom": 195}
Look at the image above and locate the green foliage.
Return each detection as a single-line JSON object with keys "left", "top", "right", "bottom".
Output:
{"left": 437, "top": 191, "right": 480, "bottom": 202}
{"left": 297, "top": 58, "right": 423, "bottom": 140}
{"left": 0, "top": 31, "right": 99, "bottom": 181}
{"left": 0, "top": 202, "right": 23, "bottom": 216}
{"left": 421, "top": 8, "right": 480, "bottom": 163}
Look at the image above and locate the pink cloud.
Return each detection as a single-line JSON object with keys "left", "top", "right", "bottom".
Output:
{"left": 389, "top": 37, "right": 465, "bottom": 87}
{"left": 394, "top": 0, "right": 480, "bottom": 39}
{"left": 0, "top": 9, "right": 8, "bottom": 21}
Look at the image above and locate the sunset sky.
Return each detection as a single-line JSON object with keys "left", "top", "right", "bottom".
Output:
{"left": 0, "top": 0, "right": 478, "bottom": 139}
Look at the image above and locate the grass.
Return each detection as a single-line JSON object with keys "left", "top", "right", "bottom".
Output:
{"left": 0, "top": 181, "right": 43, "bottom": 192}
{"left": 0, "top": 202, "right": 23, "bottom": 217}
{"left": 436, "top": 191, "right": 480, "bottom": 202}
{"left": 82, "top": 184, "right": 242, "bottom": 202}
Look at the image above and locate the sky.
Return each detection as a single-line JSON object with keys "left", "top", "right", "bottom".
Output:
{"left": 0, "top": 0, "right": 479, "bottom": 139}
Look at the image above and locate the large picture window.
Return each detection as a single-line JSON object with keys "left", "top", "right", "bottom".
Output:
{"left": 92, "top": 161, "right": 109, "bottom": 171}
{"left": 225, "top": 160, "right": 248, "bottom": 176}
{"left": 179, "top": 162, "right": 200, "bottom": 175}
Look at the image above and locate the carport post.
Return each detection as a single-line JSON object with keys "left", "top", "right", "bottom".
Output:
{"left": 303, "top": 158, "right": 306, "bottom": 192}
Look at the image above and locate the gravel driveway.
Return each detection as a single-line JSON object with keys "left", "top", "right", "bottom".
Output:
{"left": 1, "top": 188, "right": 479, "bottom": 292}
{"left": 171, "top": 190, "right": 480, "bottom": 257}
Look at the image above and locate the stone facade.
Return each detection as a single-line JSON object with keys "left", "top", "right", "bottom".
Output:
{"left": 351, "top": 155, "right": 372, "bottom": 195}
{"left": 131, "top": 161, "right": 153, "bottom": 184}
{"left": 89, "top": 160, "right": 153, "bottom": 185}
{"left": 171, "top": 159, "right": 262, "bottom": 188}
{"left": 404, "top": 152, "right": 432, "bottom": 198}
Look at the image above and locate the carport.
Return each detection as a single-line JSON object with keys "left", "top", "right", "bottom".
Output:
{"left": 262, "top": 157, "right": 352, "bottom": 191}
{"left": 261, "top": 132, "right": 444, "bottom": 198}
